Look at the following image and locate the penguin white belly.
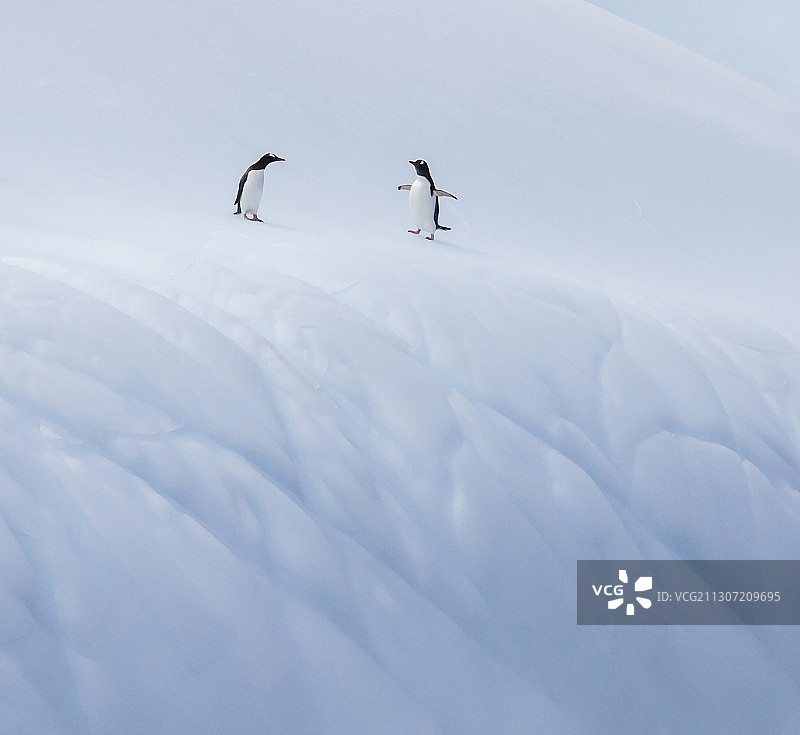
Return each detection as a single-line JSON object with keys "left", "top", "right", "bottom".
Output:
{"left": 409, "top": 176, "right": 436, "bottom": 234}
{"left": 240, "top": 169, "right": 265, "bottom": 215}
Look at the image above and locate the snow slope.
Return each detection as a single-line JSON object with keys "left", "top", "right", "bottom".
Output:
{"left": 3, "top": 1, "right": 800, "bottom": 733}
{"left": 586, "top": 0, "right": 800, "bottom": 99}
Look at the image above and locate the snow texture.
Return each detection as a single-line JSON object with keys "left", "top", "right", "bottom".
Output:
{"left": 2, "top": 1, "right": 800, "bottom": 733}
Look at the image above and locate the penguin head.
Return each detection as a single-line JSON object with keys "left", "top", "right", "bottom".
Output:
{"left": 409, "top": 159, "right": 431, "bottom": 177}
{"left": 254, "top": 153, "right": 286, "bottom": 169}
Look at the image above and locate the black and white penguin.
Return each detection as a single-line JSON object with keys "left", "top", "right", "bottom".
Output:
{"left": 398, "top": 159, "right": 457, "bottom": 240}
{"left": 234, "top": 153, "right": 285, "bottom": 222}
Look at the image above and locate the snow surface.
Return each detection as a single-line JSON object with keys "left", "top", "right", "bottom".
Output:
{"left": 3, "top": 1, "right": 800, "bottom": 733}
{"left": 586, "top": 0, "right": 800, "bottom": 99}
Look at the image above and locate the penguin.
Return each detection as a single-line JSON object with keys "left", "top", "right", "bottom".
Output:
{"left": 397, "top": 159, "right": 457, "bottom": 241}
{"left": 234, "top": 153, "right": 285, "bottom": 222}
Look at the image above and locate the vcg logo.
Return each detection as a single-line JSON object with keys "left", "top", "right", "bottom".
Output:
{"left": 592, "top": 569, "right": 653, "bottom": 616}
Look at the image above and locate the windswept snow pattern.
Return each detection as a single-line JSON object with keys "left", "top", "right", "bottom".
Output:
{"left": 2, "top": 227, "right": 800, "bottom": 734}
{"left": 3, "top": 0, "right": 800, "bottom": 733}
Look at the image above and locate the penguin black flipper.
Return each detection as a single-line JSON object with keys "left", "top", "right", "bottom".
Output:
{"left": 434, "top": 197, "right": 451, "bottom": 231}
{"left": 398, "top": 184, "right": 412, "bottom": 191}
{"left": 434, "top": 188, "right": 458, "bottom": 200}
{"left": 234, "top": 169, "right": 250, "bottom": 214}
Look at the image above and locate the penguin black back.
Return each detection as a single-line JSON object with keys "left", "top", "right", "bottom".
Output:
{"left": 234, "top": 152, "right": 285, "bottom": 214}
{"left": 434, "top": 198, "right": 450, "bottom": 231}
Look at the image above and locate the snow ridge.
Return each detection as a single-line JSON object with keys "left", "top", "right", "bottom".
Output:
{"left": 2, "top": 221, "right": 800, "bottom": 733}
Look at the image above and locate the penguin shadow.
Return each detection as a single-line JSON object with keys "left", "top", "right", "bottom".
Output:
{"left": 253, "top": 219, "right": 303, "bottom": 233}
{"left": 410, "top": 217, "right": 478, "bottom": 254}
{"left": 234, "top": 214, "right": 304, "bottom": 233}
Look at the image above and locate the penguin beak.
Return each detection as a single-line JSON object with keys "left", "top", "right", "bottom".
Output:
{"left": 275, "top": 156, "right": 285, "bottom": 162}
{"left": 408, "top": 160, "right": 414, "bottom": 164}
